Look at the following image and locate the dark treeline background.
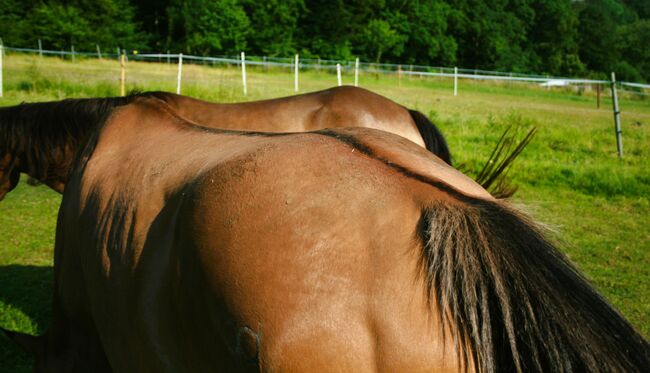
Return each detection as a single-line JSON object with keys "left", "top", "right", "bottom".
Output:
{"left": 1, "top": 0, "right": 648, "bottom": 82}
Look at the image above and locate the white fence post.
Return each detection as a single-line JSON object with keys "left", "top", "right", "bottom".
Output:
{"left": 610, "top": 72, "right": 623, "bottom": 158}
{"left": 354, "top": 58, "right": 359, "bottom": 87}
{"left": 241, "top": 52, "right": 247, "bottom": 96}
{"left": 38, "top": 39, "right": 43, "bottom": 57}
{"left": 0, "top": 44, "right": 3, "bottom": 98}
{"left": 294, "top": 54, "right": 299, "bottom": 92}
{"left": 454, "top": 66, "right": 458, "bottom": 96}
{"left": 176, "top": 53, "right": 183, "bottom": 94}
{"left": 336, "top": 63, "right": 342, "bottom": 86}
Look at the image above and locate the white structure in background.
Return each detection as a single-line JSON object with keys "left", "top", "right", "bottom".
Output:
{"left": 540, "top": 79, "right": 569, "bottom": 87}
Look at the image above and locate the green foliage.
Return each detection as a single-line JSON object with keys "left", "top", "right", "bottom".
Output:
{"left": 0, "top": 0, "right": 648, "bottom": 81}
{"left": 167, "top": 0, "right": 249, "bottom": 55}
{"left": 617, "top": 19, "right": 650, "bottom": 82}
{"left": 358, "top": 19, "right": 405, "bottom": 63}
{"left": 242, "top": 0, "right": 304, "bottom": 56}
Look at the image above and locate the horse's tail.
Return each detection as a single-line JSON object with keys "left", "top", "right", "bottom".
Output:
{"left": 408, "top": 110, "right": 535, "bottom": 199}
{"left": 408, "top": 110, "right": 452, "bottom": 165}
{"left": 418, "top": 198, "right": 650, "bottom": 372}
{"left": 472, "top": 126, "right": 536, "bottom": 199}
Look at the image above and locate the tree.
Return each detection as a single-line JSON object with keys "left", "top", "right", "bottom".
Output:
{"left": 577, "top": 0, "right": 619, "bottom": 73}
{"left": 241, "top": 0, "right": 304, "bottom": 56}
{"left": 358, "top": 19, "right": 405, "bottom": 63}
{"left": 27, "top": 4, "right": 90, "bottom": 50}
{"left": 167, "top": 0, "right": 249, "bottom": 55}
{"left": 616, "top": 19, "right": 650, "bottom": 82}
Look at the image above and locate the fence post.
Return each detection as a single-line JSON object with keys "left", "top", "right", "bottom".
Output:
{"left": 398, "top": 64, "right": 402, "bottom": 87}
{"left": 336, "top": 63, "right": 342, "bottom": 86}
{"left": 294, "top": 54, "right": 299, "bottom": 92}
{"left": 116, "top": 47, "right": 120, "bottom": 60}
{"left": 38, "top": 39, "right": 43, "bottom": 57}
{"left": 610, "top": 72, "right": 623, "bottom": 158}
{"left": 354, "top": 58, "right": 359, "bottom": 87}
{"left": 0, "top": 44, "right": 3, "bottom": 98}
{"left": 120, "top": 51, "right": 126, "bottom": 96}
{"left": 596, "top": 84, "right": 601, "bottom": 109}
{"left": 454, "top": 66, "right": 458, "bottom": 96}
{"left": 71, "top": 45, "right": 75, "bottom": 62}
{"left": 96, "top": 45, "right": 102, "bottom": 59}
{"left": 177, "top": 53, "right": 183, "bottom": 94}
{"left": 241, "top": 52, "right": 247, "bottom": 96}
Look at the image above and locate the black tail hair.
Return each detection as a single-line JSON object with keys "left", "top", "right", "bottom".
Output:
{"left": 418, "top": 199, "right": 650, "bottom": 372}
{"left": 473, "top": 126, "right": 536, "bottom": 199}
{"left": 408, "top": 109, "right": 452, "bottom": 165}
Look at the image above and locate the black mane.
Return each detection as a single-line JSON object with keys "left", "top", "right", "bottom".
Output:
{"left": 0, "top": 92, "right": 166, "bottom": 183}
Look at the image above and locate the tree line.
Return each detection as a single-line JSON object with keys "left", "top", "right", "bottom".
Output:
{"left": 1, "top": 0, "right": 648, "bottom": 82}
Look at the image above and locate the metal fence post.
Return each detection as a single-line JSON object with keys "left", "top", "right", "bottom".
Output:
{"left": 610, "top": 72, "right": 623, "bottom": 158}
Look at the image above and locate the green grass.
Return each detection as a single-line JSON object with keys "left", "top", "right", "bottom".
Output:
{"left": 1, "top": 54, "right": 649, "bottom": 370}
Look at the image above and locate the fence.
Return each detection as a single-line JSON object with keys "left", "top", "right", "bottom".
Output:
{"left": 1, "top": 44, "right": 649, "bottom": 157}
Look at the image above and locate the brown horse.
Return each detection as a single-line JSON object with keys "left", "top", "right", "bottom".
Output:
{"left": 2, "top": 96, "right": 648, "bottom": 372}
{"left": 0, "top": 87, "right": 531, "bottom": 201}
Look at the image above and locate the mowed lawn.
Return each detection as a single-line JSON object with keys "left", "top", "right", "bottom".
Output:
{"left": 1, "top": 54, "right": 648, "bottom": 370}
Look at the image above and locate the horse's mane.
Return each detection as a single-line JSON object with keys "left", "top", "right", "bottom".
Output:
{"left": 419, "top": 199, "right": 650, "bottom": 372}
{"left": 0, "top": 92, "right": 168, "bottom": 183}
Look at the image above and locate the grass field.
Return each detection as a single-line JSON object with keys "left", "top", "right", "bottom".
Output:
{"left": 1, "top": 54, "right": 649, "bottom": 370}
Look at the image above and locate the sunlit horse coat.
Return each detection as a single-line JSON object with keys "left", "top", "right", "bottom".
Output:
{"left": 0, "top": 86, "right": 457, "bottom": 201}
{"left": 3, "top": 96, "right": 648, "bottom": 372}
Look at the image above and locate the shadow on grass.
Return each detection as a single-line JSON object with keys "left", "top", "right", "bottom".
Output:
{"left": 0, "top": 265, "right": 53, "bottom": 372}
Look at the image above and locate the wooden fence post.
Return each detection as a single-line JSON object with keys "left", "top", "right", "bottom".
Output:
{"left": 38, "top": 39, "right": 43, "bottom": 57}
{"left": 120, "top": 51, "right": 126, "bottom": 96}
{"left": 71, "top": 45, "right": 75, "bottom": 62}
{"left": 610, "top": 72, "right": 623, "bottom": 157}
{"left": 596, "top": 84, "right": 601, "bottom": 109}
{"left": 96, "top": 45, "right": 102, "bottom": 59}
{"left": 454, "top": 67, "right": 458, "bottom": 96}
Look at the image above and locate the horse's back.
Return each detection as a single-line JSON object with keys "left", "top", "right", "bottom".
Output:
{"left": 56, "top": 98, "right": 492, "bottom": 371}
{"left": 159, "top": 86, "right": 426, "bottom": 147}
